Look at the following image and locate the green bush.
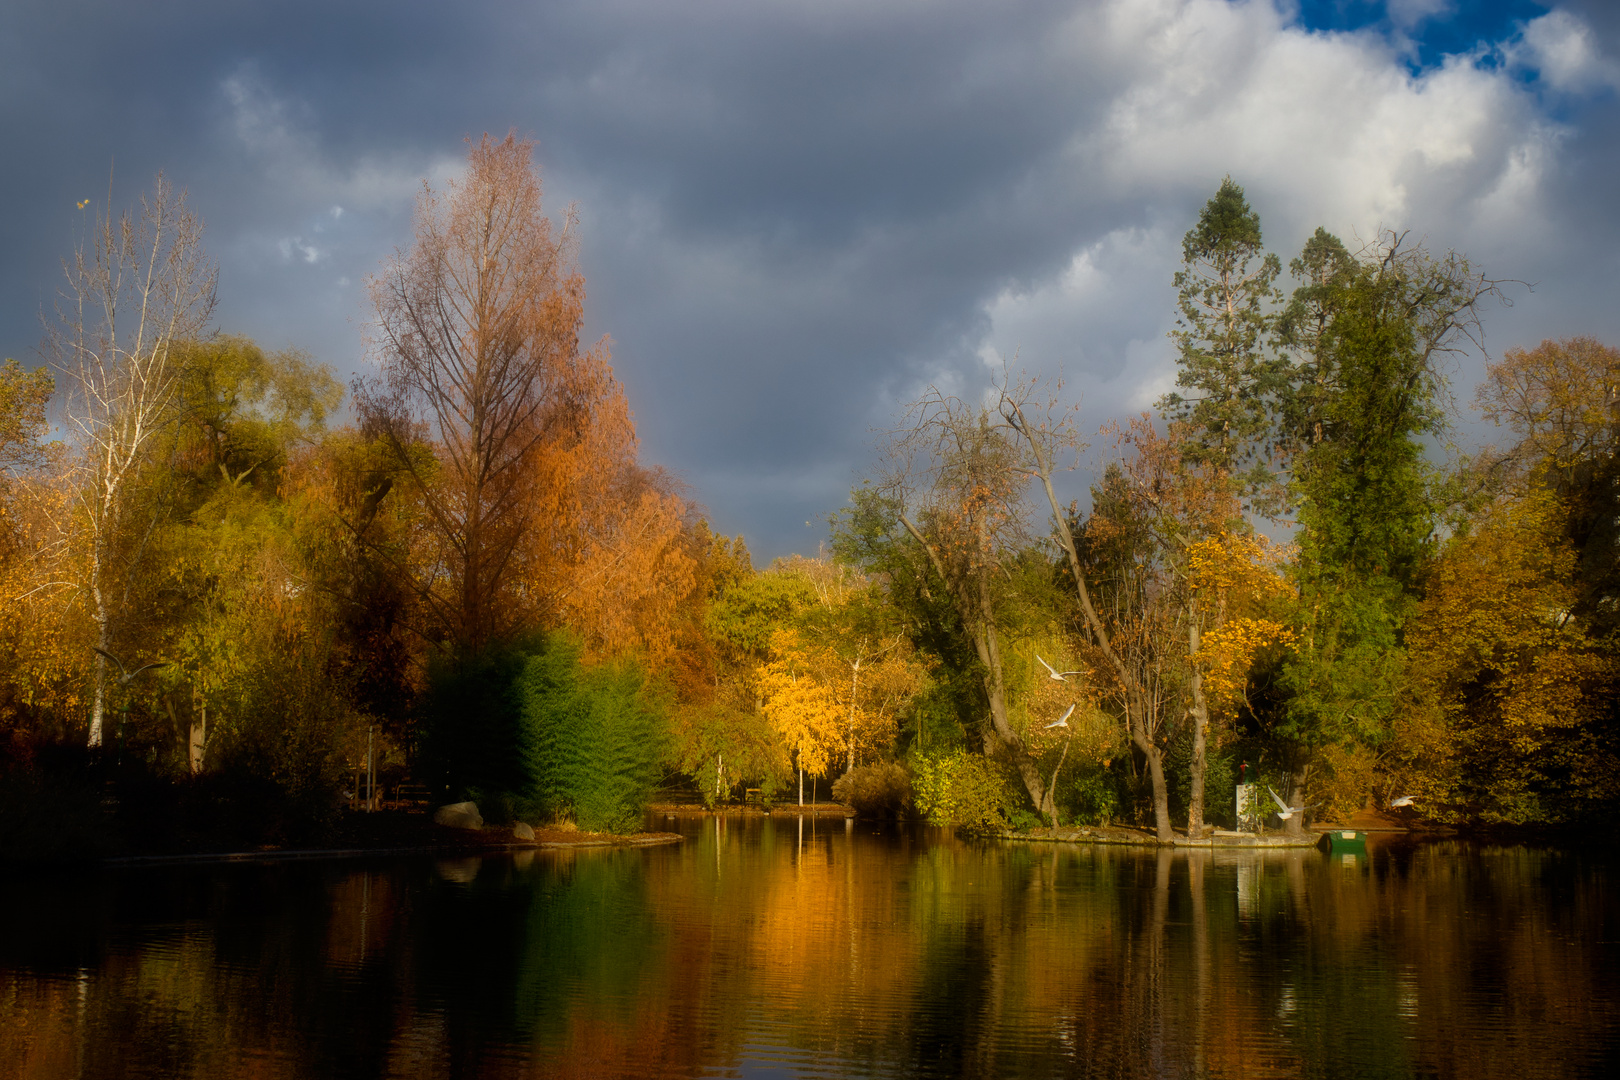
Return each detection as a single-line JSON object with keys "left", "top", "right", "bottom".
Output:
{"left": 1058, "top": 763, "right": 1122, "bottom": 826}
{"left": 519, "top": 634, "right": 668, "bottom": 833}
{"left": 831, "top": 761, "right": 912, "bottom": 818}
{"left": 911, "top": 750, "right": 1021, "bottom": 832}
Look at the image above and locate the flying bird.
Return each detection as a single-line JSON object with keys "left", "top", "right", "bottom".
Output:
{"left": 1036, "top": 655, "right": 1083, "bottom": 682}
{"left": 1044, "top": 703, "right": 1077, "bottom": 730}
{"left": 1390, "top": 794, "right": 1417, "bottom": 808}
{"left": 1267, "top": 786, "right": 1309, "bottom": 822}
{"left": 93, "top": 647, "right": 169, "bottom": 685}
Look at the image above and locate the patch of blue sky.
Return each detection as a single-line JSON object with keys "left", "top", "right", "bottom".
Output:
{"left": 1291, "top": 0, "right": 1551, "bottom": 72}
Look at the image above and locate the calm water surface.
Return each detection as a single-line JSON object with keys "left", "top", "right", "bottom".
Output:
{"left": 3, "top": 816, "right": 1618, "bottom": 1079}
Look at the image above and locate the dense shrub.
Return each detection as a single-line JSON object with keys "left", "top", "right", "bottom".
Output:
{"left": 416, "top": 641, "right": 535, "bottom": 804}
{"left": 1057, "top": 763, "right": 1122, "bottom": 826}
{"left": 205, "top": 647, "right": 358, "bottom": 834}
{"left": 519, "top": 634, "right": 668, "bottom": 833}
{"left": 831, "top": 761, "right": 912, "bottom": 818}
{"left": 911, "top": 750, "right": 1022, "bottom": 832}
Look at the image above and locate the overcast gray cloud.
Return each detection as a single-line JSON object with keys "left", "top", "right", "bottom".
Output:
{"left": 3, "top": 0, "right": 1618, "bottom": 559}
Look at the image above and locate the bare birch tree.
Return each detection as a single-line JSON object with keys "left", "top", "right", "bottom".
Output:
{"left": 49, "top": 175, "right": 217, "bottom": 748}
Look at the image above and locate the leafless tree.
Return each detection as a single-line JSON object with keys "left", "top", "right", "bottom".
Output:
{"left": 1000, "top": 378, "right": 1179, "bottom": 841}
{"left": 49, "top": 175, "right": 217, "bottom": 747}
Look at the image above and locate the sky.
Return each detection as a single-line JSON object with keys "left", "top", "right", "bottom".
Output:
{"left": 3, "top": 0, "right": 1618, "bottom": 561}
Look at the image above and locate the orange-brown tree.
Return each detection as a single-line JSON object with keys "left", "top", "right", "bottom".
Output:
{"left": 360, "top": 133, "right": 613, "bottom": 653}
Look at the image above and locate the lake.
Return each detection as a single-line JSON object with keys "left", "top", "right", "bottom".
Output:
{"left": 3, "top": 815, "right": 1618, "bottom": 1078}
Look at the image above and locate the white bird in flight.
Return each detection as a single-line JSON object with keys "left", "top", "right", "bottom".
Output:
{"left": 1044, "top": 703, "right": 1077, "bottom": 730}
{"left": 1037, "top": 655, "right": 1083, "bottom": 682}
{"left": 1390, "top": 794, "right": 1417, "bottom": 808}
{"left": 1267, "top": 786, "right": 1309, "bottom": 821}
{"left": 93, "top": 647, "right": 169, "bottom": 685}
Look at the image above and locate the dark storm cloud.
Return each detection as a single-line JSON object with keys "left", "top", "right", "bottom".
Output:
{"left": 4, "top": 1, "right": 1619, "bottom": 558}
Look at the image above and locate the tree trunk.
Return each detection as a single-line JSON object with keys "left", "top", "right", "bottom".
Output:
{"left": 975, "top": 618, "right": 1049, "bottom": 818}
{"left": 188, "top": 689, "right": 207, "bottom": 776}
{"left": 1128, "top": 696, "right": 1173, "bottom": 841}
{"left": 1187, "top": 620, "right": 1210, "bottom": 836}
{"left": 846, "top": 658, "right": 860, "bottom": 774}
{"left": 1284, "top": 766, "right": 1310, "bottom": 837}
{"left": 88, "top": 572, "right": 111, "bottom": 748}
{"left": 1144, "top": 741, "right": 1173, "bottom": 841}
{"left": 1047, "top": 736, "right": 1072, "bottom": 828}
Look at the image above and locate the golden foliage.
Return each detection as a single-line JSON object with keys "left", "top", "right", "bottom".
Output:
{"left": 1476, "top": 336, "right": 1620, "bottom": 478}
{"left": 1186, "top": 532, "right": 1294, "bottom": 718}
{"left": 1398, "top": 490, "right": 1620, "bottom": 819}
{"left": 759, "top": 627, "right": 844, "bottom": 777}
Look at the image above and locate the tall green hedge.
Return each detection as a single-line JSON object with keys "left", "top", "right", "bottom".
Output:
{"left": 518, "top": 634, "right": 668, "bottom": 833}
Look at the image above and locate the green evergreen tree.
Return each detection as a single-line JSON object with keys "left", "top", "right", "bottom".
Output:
{"left": 520, "top": 633, "right": 668, "bottom": 833}
{"left": 1268, "top": 235, "right": 1499, "bottom": 827}
{"left": 1159, "top": 177, "right": 1284, "bottom": 511}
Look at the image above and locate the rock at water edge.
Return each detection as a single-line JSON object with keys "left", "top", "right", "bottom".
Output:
{"left": 513, "top": 821, "right": 535, "bottom": 841}
{"left": 434, "top": 801, "right": 484, "bottom": 830}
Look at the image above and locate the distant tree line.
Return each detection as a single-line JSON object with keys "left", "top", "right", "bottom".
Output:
{"left": 3, "top": 154, "right": 1615, "bottom": 852}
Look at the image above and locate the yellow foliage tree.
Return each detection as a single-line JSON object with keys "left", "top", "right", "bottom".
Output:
{"left": 1186, "top": 532, "right": 1294, "bottom": 719}
{"left": 1397, "top": 490, "right": 1620, "bottom": 822}
{"left": 760, "top": 627, "right": 845, "bottom": 804}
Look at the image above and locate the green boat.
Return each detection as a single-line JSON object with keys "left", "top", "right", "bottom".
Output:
{"left": 1320, "top": 829, "right": 1368, "bottom": 854}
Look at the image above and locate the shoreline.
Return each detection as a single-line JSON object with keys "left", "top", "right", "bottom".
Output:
{"left": 1001, "top": 825, "right": 1320, "bottom": 848}
{"left": 647, "top": 801, "right": 855, "bottom": 817}
{"left": 100, "top": 831, "right": 684, "bottom": 868}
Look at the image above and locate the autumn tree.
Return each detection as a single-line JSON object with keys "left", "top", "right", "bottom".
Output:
{"left": 1390, "top": 336, "right": 1620, "bottom": 823}
{"left": 522, "top": 419, "right": 694, "bottom": 664}
{"left": 664, "top": 536, "right": 804, "bottom": 805}
{"left": 1398, "top": 491, "right": 1620, "bottom": 821}
{"left": 0, "top": 359, "right": 82, "bottom": 752}
{"left": 864, "top": 388, "right": 1066, "bottom": 820}
{"left": 158, "top": 339, "right": 346, "bottom": 776}
{"left": 0, "top": 359, "right": 54, "bottom": 481}
{"left": 48, "top": 176, "right": 217, "bottom": 747}
{"left": 173, "top": 336, "right": 341, "bottom": 490}
{"left": 1475, "top": 336, "right": 1620, "bottom": 636}
{"left": 777, "top": 554, "right": 926, "bottom": 775}
{"left": 761, "top": 626, "right": 845, "bottom": 804}
{"left": 360, "top": 132, "right": 607, "bottom": 653}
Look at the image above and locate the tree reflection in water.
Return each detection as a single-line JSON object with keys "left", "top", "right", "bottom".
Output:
{"left": 2, "top": 826, "right": 1617, "bottom": 1079}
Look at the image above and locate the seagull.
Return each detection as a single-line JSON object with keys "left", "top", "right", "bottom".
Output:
{"left": 1390, "top": 794, "right": 1417, "bottom": 808}
{"left": 1044, "top": 703, "right": 1077, "bottom": 729}
{"left": 1037, "top": 655, "right": 1084, "bottom": 682}
{"left": 1267, "top": 785, "right": 1309, "bottom": 821}
{"left": 93, "top": 647, "right": 169, "bottom": 685}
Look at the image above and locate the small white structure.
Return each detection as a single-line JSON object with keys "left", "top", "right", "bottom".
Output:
{"left": 1235, "top": 783, "right": 1262, "bottom": 832}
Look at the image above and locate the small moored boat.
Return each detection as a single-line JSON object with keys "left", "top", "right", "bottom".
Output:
{"left": 1319, "top": 829, "right": 1367, "bottom": 853}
